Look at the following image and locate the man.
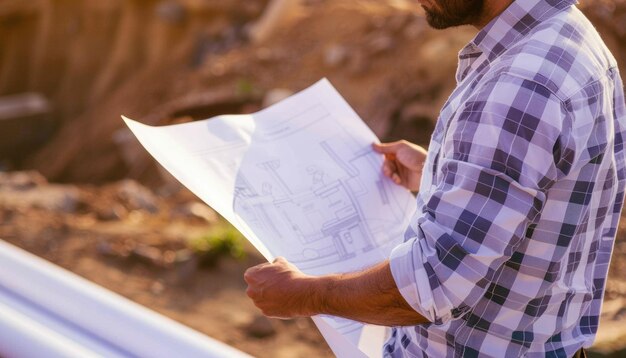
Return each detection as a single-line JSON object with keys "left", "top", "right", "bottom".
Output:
{"left": 244, "top": 0, "right": 626, "bottom": 356}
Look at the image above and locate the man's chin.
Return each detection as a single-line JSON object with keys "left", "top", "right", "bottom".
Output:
{"left": 424, "top": 12, "right": 453, "bottom": 30}
{"left": 423, "top": 9, "right": 472, "bottom": 30}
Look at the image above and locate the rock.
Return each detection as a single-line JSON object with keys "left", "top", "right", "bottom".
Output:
{"left": 244, "top": 315, "right": 277, "bottom": 338}
{"left": 95, "top": 203, "right": 128, "bottom": 221}
{"left": 130, "top": 244, "right": 163, "bottom": 266}
{"left": 0, "top": 208, "right": 14, "bottom": 224}
{"left": 0, "top": 171, "right": 47, "bottom": 190}
{"left": 0, "top": 93, "right": 54, "bottom": 163}
{"left": 324, "top": 44, "right": 349, "bottom": 68}
{"left": 115, "top": 179, "right": 160, "bottom": 214}
{"left": 248, "top": 0, "right": 301, "bottom": 44}
{"left": 255, "top": 47, "right": 285, "bottom": 63}
{"left": 166, "top": 252, "right": 198, "bottom": 284}
{"left": 386, "top": 13, "right": 411, "bottom": 34}
{"left": 155, "top": 0, "right": 186, "bottom": 24}
{"left": 615, "top": 306, "right": 626, "bottom": 320}
{"left": 404, "top": 17, "right": 427, "bottom": 39}
{"left": 186, "top": 202, "right": 217, "bottom": 223}
{"left": 97, "top": 240, "right": 194, "bottom": 271}
{"left": 368, "top": 15, "right": 386, "bottom": 31}
{"left": 170, "top": 202, "right": 218, "bottom": 223}
{"left": 263, "top": 89, "right": 294, "bottom": 108}
{"left": 366, "top": 32, "right": 395, "bottom": 55}
{"left": 347, "top": 50, "right": 369, "bottom": 75}
{"left": 150, "top": 280, "right": 165, "bottom": 295}
{"left": 0, "top": 182, "right": 79, "bottom": 213}
{"left": 112, "top": 129, "right": 155, "bottom": 183}
{"left": 96, "top": 241, "right": 131, "bottom": 259}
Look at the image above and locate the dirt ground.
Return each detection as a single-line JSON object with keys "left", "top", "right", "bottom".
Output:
{"left": 1, "top": 171, "right": 626, "bottom": 357}
{"left": 0, "top": 173, "right": 333, "bottom": 357}
{"left": 2, "top": 0, "right": 626, "bottom": 357}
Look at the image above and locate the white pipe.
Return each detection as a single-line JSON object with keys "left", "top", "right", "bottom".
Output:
{"left": 0, "top": 280, "right": 127, "bottom": 357}
{"left": 0, "top": 298, "right": 102, "bottom": 358}
{"left": 0, "top": 240, "right": 252, "bottom": 358}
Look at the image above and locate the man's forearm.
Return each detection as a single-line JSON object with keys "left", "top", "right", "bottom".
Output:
{"left": 309, "top": 260, "right": 430, "bottom": 326}
{"left": 244, "top": 257, "right": 430, "bottom": 325}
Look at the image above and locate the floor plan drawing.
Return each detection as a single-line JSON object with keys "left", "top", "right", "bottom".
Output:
{"left": 232, "top": 111, "right": 413, "bottom": 274}
{"left": 123, "top": 79, "right": 417, "bottom": 357}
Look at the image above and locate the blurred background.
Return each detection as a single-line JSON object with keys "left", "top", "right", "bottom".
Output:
{"left": 1, "top": 0, "right": 625, "bottom": 356}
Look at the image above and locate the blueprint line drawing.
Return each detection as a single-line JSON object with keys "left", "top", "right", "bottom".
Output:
{"left": 123, "top": 79, "right": 417, "bottom": 358}
{"left": 232, "top": 110, "right": 412, "bottom": 273}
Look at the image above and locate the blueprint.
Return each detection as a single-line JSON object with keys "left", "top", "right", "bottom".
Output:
{"left": 123, "top": 79, "right": 416, "bottom": 358}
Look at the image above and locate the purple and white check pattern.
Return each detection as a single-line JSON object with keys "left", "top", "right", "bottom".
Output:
{"left": 385, "top": 1, "right": 626, "bottom": 357}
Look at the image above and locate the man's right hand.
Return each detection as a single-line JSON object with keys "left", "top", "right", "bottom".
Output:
{"left": 373, "top": 140, "right": 427, "bottom": 192}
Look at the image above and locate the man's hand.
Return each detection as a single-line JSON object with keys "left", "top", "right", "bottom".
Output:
{"left": 373, "top": 140, "right": 427, "bottom": 192}
{"left": 244, "top": 257, "right": 430, "bottom": 326}
{"left": 244, "top": 257, "right": 319, "bottom": 319}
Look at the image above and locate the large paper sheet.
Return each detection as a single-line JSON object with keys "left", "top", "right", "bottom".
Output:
{"left": 123, "top": 79, "right": 416, "bottom": 357}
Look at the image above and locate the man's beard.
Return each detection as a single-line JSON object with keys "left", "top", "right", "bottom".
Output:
{"left": 423, "top": 0, "right": 485, "bottom": 29}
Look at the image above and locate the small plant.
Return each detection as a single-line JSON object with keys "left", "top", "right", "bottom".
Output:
{"left": 235, "top": 78, "right": 256, "bottom": 98}
{"left": 188, "top": 223, "right": 246, "bottom": 267}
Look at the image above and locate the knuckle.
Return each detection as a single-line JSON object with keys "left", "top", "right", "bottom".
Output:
{"left": 246, "top": 287, "right": 256, "bottom": 298}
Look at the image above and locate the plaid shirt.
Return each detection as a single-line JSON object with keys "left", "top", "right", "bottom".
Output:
{"left": 385, "top": 1, "right": 626, "bottom": 357}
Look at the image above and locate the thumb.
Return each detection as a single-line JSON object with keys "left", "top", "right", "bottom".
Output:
{"left": 372, "top": 141, "right": 404, "bottom": 154}
{"left": 273, "top": 256, "right": 287, "bottom": 264}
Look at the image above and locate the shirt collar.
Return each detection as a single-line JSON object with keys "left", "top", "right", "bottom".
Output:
{"left": 466, "top": 0, "right": 578, "bottom": 61}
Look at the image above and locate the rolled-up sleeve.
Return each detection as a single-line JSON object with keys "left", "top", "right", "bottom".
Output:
{"left": 390, "top": 74, "right": 568, "bottom": 325}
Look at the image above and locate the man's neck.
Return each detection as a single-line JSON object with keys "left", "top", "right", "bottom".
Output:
{"left": 474, "top": 0, "right": 515, "bottom": 29}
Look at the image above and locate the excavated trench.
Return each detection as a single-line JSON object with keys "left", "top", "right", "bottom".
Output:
{"left": 2, "top": 0, "right": 626, "bottom": 187}
{"left": 0, "top": 0, "right": 267, "bottom": 171}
